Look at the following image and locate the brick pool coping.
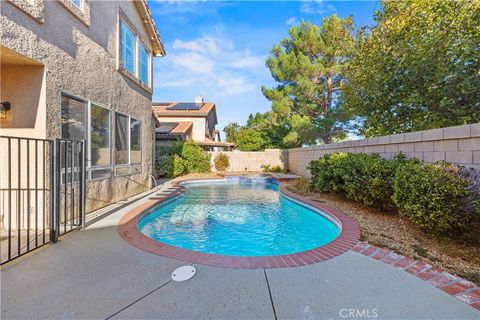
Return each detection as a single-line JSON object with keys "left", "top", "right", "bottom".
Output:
{"left": 118, "top": 177, "right": 360, "bottom": 269}
{"left": 352, "top": 242, "right": 480, "bottom": 311}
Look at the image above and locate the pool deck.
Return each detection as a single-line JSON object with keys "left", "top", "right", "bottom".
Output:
{"left": 1, "top": 181, "right": 479, "bottom": 319}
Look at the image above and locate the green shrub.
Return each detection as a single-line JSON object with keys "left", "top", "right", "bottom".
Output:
{"left": 180, "top": 141, "right": 211, "bottom": 173}
{"left": 156, "top": 155, "right": 173, "bottom": 177}
{"left": 308, "top": 152, "right": 480, "bottom": 236}
{"left": 172, "top": 154, "right": 185, "bottom": 177}
{"left": 308, "top": 153, "right": 349, "bottom": 193}
{"left": 309, "top": 152, "right": 408, "bottom": 210}
{"left": 261, "top": 164, "right": 286, "bottom": 173}
{"left": 342, "top": 153, "right": 407, "bottom": 211}
{"left": 393, "top": 161, "right": 478, "bottom": 236}
{"left": 214, "top": 153, "right": 229, "bottom": 171}
{"left": 155, "top": 140, "right": 210, "bottom": 177}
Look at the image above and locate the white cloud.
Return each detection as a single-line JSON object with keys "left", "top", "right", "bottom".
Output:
{"left": 155, "top": 33, "right": 267, "bottom": 98}
{"left": 286, "top": 17, "right": 298, "bottom": 26}
{"left": 300, "top": 0, "right": 336, "bottom": 15}
{"left": 172, "top": 37, "right": 222, "bottom": 54}
{"left": 230, "top": 55, "right": 264, "bottom": 69}
{"left": 170, "top": 52, "right": 215, "bottom": 74}
{"left": 215, "top": 76, "right": 257, "bottom": 96}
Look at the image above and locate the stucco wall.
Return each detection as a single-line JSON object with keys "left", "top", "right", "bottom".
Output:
{"left": 209, "top": 149, "right": 288, "bottom": 172}
{"left": 1, "top": 0, "right": 157, "bottom": 213}
{"left": 288, "top": 123, "right": 480, "bottom": 178}
{"left": 0, "top": 63, "right": 47, "bottom": 138}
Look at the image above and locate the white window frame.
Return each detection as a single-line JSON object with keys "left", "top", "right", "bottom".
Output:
{"left": 88, "top": 102, "right": 113, "bottom": 181}
{"left": 118, "top": 11, "right": 153, "bottom": 90}
{"left": 137, "top": 40, "right": 151, "bottom": 87}
{"left": 129, "top": 117, "right": 142, "bottom": 165}
{"left": 114, "top": 111, "right": 142, "bottom": 176}
{"left": 120, "top": 20, "right": 136, "bottom": 76}
{"left": 60, "top": 92, "right": 114, "bottom": 181}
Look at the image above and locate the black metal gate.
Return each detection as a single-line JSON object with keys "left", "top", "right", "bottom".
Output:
{"left": 0, "top": 136, "right": 85, "bottom": 265}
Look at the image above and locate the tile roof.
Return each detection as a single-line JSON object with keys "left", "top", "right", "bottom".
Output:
{"left": 134, "top": 0, "right": 166, "bottom": 56}
{"left": 155, "top": 121, "right": 192, "bottom": 138}
{"left": 152, "top": 102, "right": 216, "bottom": 116}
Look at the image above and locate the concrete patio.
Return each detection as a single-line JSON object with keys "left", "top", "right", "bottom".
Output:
{"left": 1, "top": 187, "right": 478, "bottom": 320}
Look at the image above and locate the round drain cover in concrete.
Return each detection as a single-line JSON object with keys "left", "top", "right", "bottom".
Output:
{"left": 171, "top": 266, "right": 196, "bottom": 282}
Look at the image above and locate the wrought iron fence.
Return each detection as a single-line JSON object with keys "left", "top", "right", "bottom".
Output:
{"left": 0, "top": 136, "right": 85, "bottom": 264}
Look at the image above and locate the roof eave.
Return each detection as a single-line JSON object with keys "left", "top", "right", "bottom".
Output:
{"left": 135, "top": 0, "right": 166, "bottom": 57}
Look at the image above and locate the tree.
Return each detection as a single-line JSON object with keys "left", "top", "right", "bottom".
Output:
{"left": 343, "top": 0, "right": 480, "bottom": 137}
{"left": 263, "top": 15, "right": 355, "bottom": 144}
{"left": 245, "top": 112, "right": 294, "bottom": 149}
{"left": 235, "top": 128, "right": 268, "bottom": 151}
{"left": 223, "top": 112, "right": 294, "bottom": 150}
{"left": 223, "top": 122, "right": 241, "bottom": 143}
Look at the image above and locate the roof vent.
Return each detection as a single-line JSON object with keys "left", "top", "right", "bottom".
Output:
{"left": 194, "top": 96, "right": 204, "bottom": 103}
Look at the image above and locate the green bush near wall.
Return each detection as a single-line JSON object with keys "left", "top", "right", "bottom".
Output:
{"left": 393, "top": 162, "right": 478, "bottom": 236}
{"left": 308, "top": 153, "right": 479, "bottom": 236}
{"left": 155, "top": 140, "right": 211, "bottom": 178}
{"left": 214, "top": 153, "right": 230, "bottom": 172}
{"left": 309, "top": 153, "right": 405, "bottom": 211}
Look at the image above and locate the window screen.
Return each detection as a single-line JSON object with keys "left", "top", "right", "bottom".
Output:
{"left": 90, "top": 104, "right": 110, "bottom": 167}
{"left": 115, "top": 113, "right": 129, "bottom": 165}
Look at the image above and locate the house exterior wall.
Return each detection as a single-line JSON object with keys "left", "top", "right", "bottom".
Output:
{"left": 288, "top": 123, "right": 480, "bottom": 178}
{"left": 205, "top": 111, "right": 216, "bottom": 139}
{"left": 209, "top": 149, "right": 288, "bottom": 172}
{"left": 155, "top": 116, "right": 206, "bottom": 141}
{"left": 0, "top": 63, "right": 47, "bottom": 138}
{"left": 0, "top": 0, "right": 158, "bottom": 213}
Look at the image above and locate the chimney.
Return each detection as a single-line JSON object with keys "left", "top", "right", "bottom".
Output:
{"left": 195, "top": 96, "right": 204, "bottom": 103}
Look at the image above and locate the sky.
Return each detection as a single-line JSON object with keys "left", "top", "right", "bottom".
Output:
{"left": 150, "top": 0, "right": 380, "bottom": 135}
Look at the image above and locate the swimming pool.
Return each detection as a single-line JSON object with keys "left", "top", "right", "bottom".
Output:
{"left": 138, "top": 179, "right": 341, "bottom": 257}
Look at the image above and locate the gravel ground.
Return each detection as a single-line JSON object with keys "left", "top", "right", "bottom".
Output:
{"left": 287, "top": 181, "right": 480, "bottom": 285}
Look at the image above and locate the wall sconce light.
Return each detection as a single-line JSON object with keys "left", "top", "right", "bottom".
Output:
{"left": 0, "top": 102, "right": 11, "bottom": 120}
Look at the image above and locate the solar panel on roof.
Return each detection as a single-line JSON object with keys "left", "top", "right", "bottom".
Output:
{"left": 167, "top": 103, "right": 203, "bottom": 110}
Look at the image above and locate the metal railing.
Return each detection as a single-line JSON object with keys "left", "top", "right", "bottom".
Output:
{"left": 0, "top": 136, "right": 85, "bottom": 265}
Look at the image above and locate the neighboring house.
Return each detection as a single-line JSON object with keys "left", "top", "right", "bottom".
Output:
{"left": 0, "top": 0, "right": 165, "bottom": 213}
{"left": 152, "top": 96, "right": 235, "bottom": 151}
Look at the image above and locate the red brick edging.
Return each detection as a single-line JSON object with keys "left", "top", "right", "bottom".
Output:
{"left": 118, "top": 177, "right": 360, "bottom": 269}
{"left": 352, "top": 241, "right": 480, "bottom": 312}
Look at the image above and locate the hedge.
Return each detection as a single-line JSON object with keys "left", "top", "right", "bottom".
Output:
{"left": 308, "top": 153, "right": 479, "bottom": 236}
{"left": 393, "top": 162, "right": 478, "bottom": 236}
{"left": 155, "top": 140, "right": 210, "bottom": 177}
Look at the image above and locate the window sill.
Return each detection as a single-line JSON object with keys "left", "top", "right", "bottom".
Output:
{"left": 58, "top": 0, "right": 90, "bottom": 26}
{"left": 114, "top": 164, "right": 142, "bottom": 177}
{"left": 7, "top": 0, "right": 45, "bottom": 23}
{"left": 117, "top": 67, "right": 152, "bottom": 95}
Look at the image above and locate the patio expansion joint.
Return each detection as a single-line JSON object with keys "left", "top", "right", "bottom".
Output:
{"left": 264, "top": 269, "right": 279, "bottom": 320}
{"left": 104, "top": 279, "right": 173, "bottom": 320}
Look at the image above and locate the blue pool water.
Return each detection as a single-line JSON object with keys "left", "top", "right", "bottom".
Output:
{"left": 138, "top": 179, "right": 340, "bottom": 256}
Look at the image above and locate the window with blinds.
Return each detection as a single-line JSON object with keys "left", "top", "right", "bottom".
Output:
{"left": 121, "top": 21, "right": 135, "bottom": 75}
{"left": 118, "top": 15, "right": 152, "bottom": 89}
{"left": 138, "top": 43, "right": 149, "bottom": 86}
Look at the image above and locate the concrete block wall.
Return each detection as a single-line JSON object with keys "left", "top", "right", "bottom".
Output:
{"left": 209, "top": 149, "right": 288, "bottom": 173}
{"left": 288, "top": 123, "right": 480, "bottom": 178}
